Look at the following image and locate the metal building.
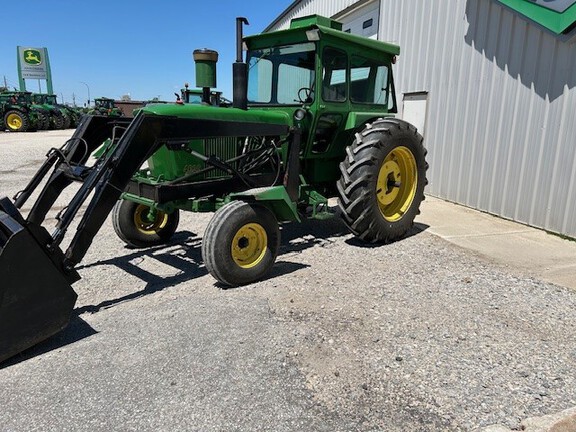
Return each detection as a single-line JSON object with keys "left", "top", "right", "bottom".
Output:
{"left": 268, "top": 0, "right": 576, "bottom": 238}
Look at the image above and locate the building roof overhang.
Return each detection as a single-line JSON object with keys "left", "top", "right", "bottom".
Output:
{"left": 495, "top": 0, "right": 576, "bottom": 36}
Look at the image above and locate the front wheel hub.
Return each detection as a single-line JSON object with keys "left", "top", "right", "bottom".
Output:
{"left": 133, "top": 204, "right": 168, "bottom": 234}
{"left": 231, "top": 223, "right": 267, "bottom": 268}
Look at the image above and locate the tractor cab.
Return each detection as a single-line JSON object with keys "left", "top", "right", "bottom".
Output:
{"left": 243, "top": 15, "right": 400, "bottom": 187}
{"left": 32, "top": 94, "right": 58, "bottom": 106}
{"left": 90, "top": 97, "right": 123, "bottom": 116}
{"left": 180, "top": 84, "right": 230, "bottom": 106}
{"left": 2, "top": 92, "right": 32, "bottom": 105}
{"left": 95, "top": 97, "right": 115, "bottom": 110}
{"left": 45, "top": 94, "right": 58, "bottom": 105}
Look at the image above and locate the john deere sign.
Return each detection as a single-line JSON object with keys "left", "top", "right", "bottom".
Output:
{"left": 23, "top": 49, "right": 42, "bottom": 66}
{"left": 17, "top": 46, "right": 53, "bottom": 93}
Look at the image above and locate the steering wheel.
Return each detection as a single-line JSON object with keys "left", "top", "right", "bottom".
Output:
{"left": 297, "top": 87, "right": 314, "bottom": 104}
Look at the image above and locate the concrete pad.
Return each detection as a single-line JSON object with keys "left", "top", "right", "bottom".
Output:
{"left": 479, "top": 406, "right": 576, "bottom": 432}
{"left": 416, "top": 196, "right": 576, "bottom": 290}
{"left": 521, "top": 406, "right": 576, "bottom": 431}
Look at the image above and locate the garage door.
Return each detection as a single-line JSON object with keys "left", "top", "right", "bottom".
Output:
{"left": 340, "top": 0, "right": 380, "bottom": 39}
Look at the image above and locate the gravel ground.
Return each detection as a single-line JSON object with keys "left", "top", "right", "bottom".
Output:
{"left": 0, "top": 130, "right": 575, "bottom": 431}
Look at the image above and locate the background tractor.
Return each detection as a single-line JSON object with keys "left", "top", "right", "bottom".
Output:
{"left": 88, "top": 97, "right": 124, "bottom": 116}
{"left": 32, "top": 94, "right": 81, "bottom": 129}
{"left": 0, "top": 91, "right": 50, "bottom": 132}
{"left": 0, "top": 15, "right": 427, "bottom": 362}
{"left": 31, "top": 93, "right": 68, "bottom": 129}
{"left": 180, "top": 83, "right": 232, "bottom": 106}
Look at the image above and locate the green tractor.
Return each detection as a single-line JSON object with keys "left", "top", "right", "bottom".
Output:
{"left": 0, "top": 91, "right": 50, "bottom": 132}
{"left": 88, "top": 97, "right": 124, "bottom": 116}
{"left": 31, "top": 93, "right": 70, "bottom": 129}
{"left": 32, "top": 94, "right": 81, "bottom": 129}
{"left": 179, "top": 83, "right": 232, "bottom": 106}
{"left": 0, "top": 15, "right": 427, "bottom": 362}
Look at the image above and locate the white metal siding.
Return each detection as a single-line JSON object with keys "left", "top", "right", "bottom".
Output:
{"left": 379, "top": 0, "right": 576, "bottom": 238}
{"left": 268, "top": 0, "right": 576, "bottom": 237}
{"left": 267, "top": 0, "right": 361, "bottom": 31}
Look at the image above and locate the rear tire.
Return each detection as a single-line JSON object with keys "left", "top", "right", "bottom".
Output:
{"left": 38, "top": 112, "right": 50, "bottom": 130}
{"left": 112, "top": 200, "right": 179, "bottom": 248}
{"left": 4, "top": 110, "right": 29, "bottom": 132}
{"left": 52, "top": 113, "right": 65, "bottom": 130}
{"left": 202, "top": 201, "right": 280, "bottom": 286}
{"left": 61, "top": 113, "right": 71, "bottom": 129}
{"left": 337, "top": 118, "right": 428, "bottom": 243}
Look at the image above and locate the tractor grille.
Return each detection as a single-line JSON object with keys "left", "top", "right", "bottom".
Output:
{"left": 203, "top": 136, "right": 240, "bottom": 179}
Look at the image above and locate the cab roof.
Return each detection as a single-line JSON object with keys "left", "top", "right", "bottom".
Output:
{"left": 244, "top": 14, "right": 400, "bottom": 56}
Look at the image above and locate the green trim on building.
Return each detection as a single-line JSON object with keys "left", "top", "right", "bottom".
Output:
{"left": 496, "top": 0, "right": 576, "bottom": 34}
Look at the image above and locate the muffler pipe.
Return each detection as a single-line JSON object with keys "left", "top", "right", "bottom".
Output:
{"left": 233, "top": 17, "right": 249, "bottom": 110}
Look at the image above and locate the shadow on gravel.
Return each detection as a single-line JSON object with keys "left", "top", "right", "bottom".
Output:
{"left": 76, "top": 231, "right": 205, "bottom": 314}
{"left": 74, "top": 218, "right": 429, "bottom": 310}
{"left": 345, "top": 222, "right": 429, "bottom": 248}
{"left": 279, "top": 212, "right": 350, "bottom": 253}
{"left": 0, "top": 315, "right": 97, "bottom": 369}
{"left": 0, "top": 218, "right": 430, "bottom": 367}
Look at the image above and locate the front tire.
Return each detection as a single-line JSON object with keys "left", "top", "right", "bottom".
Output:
{"left": 112, "top": 200, "right": 180, "bottom": 248}
{"left": 337, "top": 118, "right": 428, "bottom": 243}
{"left": 202, "top": 201, "right": 280, "bottom": 286}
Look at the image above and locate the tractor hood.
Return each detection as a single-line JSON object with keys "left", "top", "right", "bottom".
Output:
{"left": 141, "top": 103, "right": 292, "bottom": 128}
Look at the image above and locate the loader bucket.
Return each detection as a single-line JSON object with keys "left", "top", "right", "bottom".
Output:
{"left": 0, "top": 199, "right": 78, "bottom": 363}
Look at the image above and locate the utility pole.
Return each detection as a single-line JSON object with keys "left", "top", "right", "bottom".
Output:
{"left": 3, "top": 76, "right": 7, "bottom": 89}
{"left": 60, "top": 93, "right": 65, "bottom": 104}
{"left": 72, "top": 93, "right": 76, "bottom": 107}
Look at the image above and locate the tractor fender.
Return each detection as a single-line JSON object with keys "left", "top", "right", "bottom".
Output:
{"left": 345, "top": 112, "right": 395, "bottom": 130}
{"left": 230, "top": 185, "right": 300, "bottom": 223}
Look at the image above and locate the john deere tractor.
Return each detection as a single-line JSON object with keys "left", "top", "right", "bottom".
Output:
{"left": 88, "top": 97, "right": 124, "bottom": 116}
{"left": 31, "top": 93, "right": 68, "bottom": 129}
{"left": 0, "top": 15, "right": 427, "bottom": 362}
{"left": 180, "top": 83, "right": 232, "bottom": 106}
{"left": 32, "top": 94, "right": 80, "bottom": 129}
{"left": 0, "top": 91, "right": 50, "bottom": 132}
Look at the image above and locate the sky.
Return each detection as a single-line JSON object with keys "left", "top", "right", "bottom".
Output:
{"left": 0, "top": 0, "right": 292, "bottom": 106}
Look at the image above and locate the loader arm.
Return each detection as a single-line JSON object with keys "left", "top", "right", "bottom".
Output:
{"left": 0, "top": 111, "right": 291, "bottom": 363}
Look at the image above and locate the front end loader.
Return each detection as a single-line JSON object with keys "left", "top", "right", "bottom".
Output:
{"left": 0, "top": 15, "right": 427, "bottom": 363}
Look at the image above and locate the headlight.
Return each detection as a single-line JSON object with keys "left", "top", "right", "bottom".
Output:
{"left": 294, "top": 108, "right": 306, "bottom": 121}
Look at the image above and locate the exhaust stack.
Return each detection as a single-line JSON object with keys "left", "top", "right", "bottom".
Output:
{"left": 233, "top": 17, "right": 249, "bottom": 110}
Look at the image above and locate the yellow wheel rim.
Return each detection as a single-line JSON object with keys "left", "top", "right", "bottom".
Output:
{"left": 376, "top": 146, "right": 418, "bottom": 222}
{"left": 231, "top": 223, "right": 267, "bottom": 269}
{"left": 6, "top": 113, "right": 23, "bottom": 130}
{"left": 133, "top": 204, "right": 168, "bottom": 235}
